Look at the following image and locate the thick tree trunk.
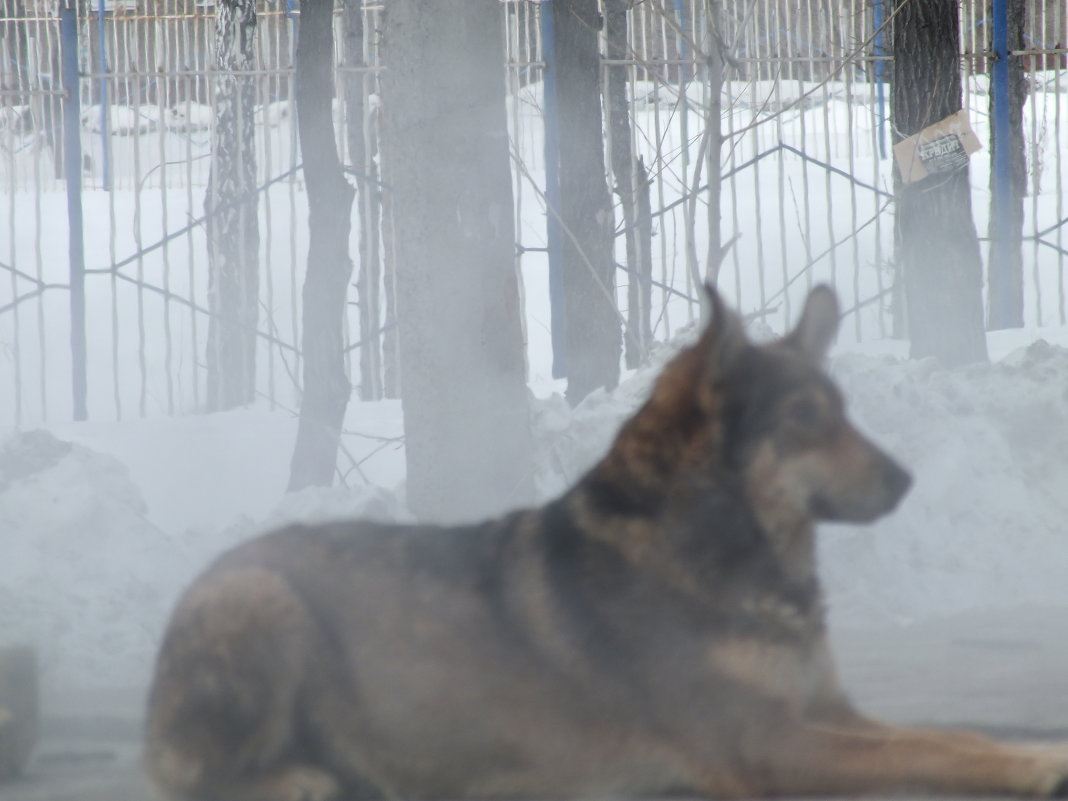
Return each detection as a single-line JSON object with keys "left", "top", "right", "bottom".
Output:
{"left": 892, "top": 0, "right": 988, "bottom": 366}
{"left": 287, "top": 0, "right": 356, "bottom": 491}
{"left": 986, "top": 0, "right": 1027, "bottom": 330}
{"left": 205, "top": 0, "right": 259, "bottom": 411}
{"left": 340, "top": 0, "right": 364, "bottom": 195}
{"left": 382, "top": 0, "right": 533, "bottom": 522}
{"left": 551, "top": 0, "right": 621, "bottom": 404}
{"left": 379, "top": 1, "right": 400, "bottom": 401}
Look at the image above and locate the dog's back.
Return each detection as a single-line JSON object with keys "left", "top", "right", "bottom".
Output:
{"left": 146, "top": 286, "right": 1068, "bottom": 801}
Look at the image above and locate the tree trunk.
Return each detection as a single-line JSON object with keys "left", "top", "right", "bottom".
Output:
{"left": 287, "top": 0, "right": 356, "bottom": 491}
{"left": 45, "top": 40, "right": 63, "bottom": 179}
{"left": 381, "top": 162, "right": 401, "bottom": 400}
{"left": 205, "top": 0, "right": 259, "bottom": 411}
{"left": 605, "top": 0, "right": 650, "bottom": 369}
{"left": 986, "top": 0, "right": 1027, "bottom": 330}
{"left": 342, "top": 0, "right": 384, "bottom": 400}
{"left": 892, "top": 0, "right": 988, "bottom": 366}
{"left": 551, "top": 0, "right": 621, "bottom": 404}
{"left": 703, "top": 3, "right": 727, "bottom": 286}
{"left": 382, "top": 0, "right": 533, "bottom": 522}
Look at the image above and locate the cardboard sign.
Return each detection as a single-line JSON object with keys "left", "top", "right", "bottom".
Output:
{"left": 893, "top": 110, "right": 982, "bottom": 185}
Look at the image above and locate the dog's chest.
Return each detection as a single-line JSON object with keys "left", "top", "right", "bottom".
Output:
{"left": 706, "top": 630, "right": 838, "bottom": 711}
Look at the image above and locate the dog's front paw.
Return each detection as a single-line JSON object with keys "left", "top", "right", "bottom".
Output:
{"left": 1032, "top": 749, "right": 1068, "bottom": 797}
{"left": 1050, "top": 777, "right": 1068, "bottom": 798}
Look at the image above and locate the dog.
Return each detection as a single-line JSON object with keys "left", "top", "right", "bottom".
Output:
{"left": 145, "top": 285, "right": 1068, "bottom": 800}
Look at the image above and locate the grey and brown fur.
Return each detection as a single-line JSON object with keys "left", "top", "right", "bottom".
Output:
{"left": 145, "top": 286, "right": 1068, "bottom": 801}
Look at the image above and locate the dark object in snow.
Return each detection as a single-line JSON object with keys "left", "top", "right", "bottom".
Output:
{"left": 0, "top": 644, "right": 39, "bottom": 781}
{"left": 144, "top": 287, "right": 1068, "bottom": 801}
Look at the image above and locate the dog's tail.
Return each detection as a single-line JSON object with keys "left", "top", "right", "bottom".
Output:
{"left": 144, "top": 567, "right": 315, "bottom": 800}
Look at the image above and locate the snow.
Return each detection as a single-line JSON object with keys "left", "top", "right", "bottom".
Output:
{"left": 1, "top": 74, "right": 1067, "bottom": 720}
{"left": 79, "top": 103, "right": 215, "bottom": 136}
{"left": 0, "top": 416, "right": 406, "bottom": 715}
{"left": 822, "top": 337, "right": 1068, "bottom": 626}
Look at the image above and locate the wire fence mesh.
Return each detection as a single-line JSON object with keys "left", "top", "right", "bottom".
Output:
{"left": 1, "top": 0, "right": 1067, "bottom": 430}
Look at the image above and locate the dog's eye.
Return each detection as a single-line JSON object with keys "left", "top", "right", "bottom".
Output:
{"left": 788, "top": 397, "right": 822, "bottom": 426}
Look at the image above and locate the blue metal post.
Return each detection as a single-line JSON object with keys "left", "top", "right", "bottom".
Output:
{"left": 990, "top": 0, "right": 1013, "bottom": 326}
{"left": 61, "top": 0, "right": 88, "bottom": 421}
{"left": 541, "top": 0, "right": 566, "bottom": 379}
{"left": 673, "top": 0, "right": 688, "bottom": 81}
{"left": 98, "top": 0, "right": 110, "bottom": 190}
{"left": 873, "top": 0, "right": 887, "bottom": 159}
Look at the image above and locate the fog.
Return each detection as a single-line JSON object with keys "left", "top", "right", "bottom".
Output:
{"left": 4, "top": 268, "right": 1068, "bottom": 797}
{"left": 4, "top": 5, "right": 1068, "bottom": 799}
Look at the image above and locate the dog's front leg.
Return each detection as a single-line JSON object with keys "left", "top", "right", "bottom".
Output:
{"left": 752, "top": 719, "right": 1068, "bottom": 797}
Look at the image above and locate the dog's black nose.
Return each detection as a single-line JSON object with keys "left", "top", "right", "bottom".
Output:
{"left": 884, "top": 458, "right": 912, "bottom": 503}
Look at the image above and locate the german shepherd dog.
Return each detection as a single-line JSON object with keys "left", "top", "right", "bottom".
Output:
{"left": 146, "top": 286, "right": 1068, "bottom": 801}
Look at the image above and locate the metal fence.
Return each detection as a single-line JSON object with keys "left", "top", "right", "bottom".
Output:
{"left": 2, "top": 0, "right": 382, "bottom": 427}
{"left": 2, "top": 0, "right": 1067, "bottom": 431}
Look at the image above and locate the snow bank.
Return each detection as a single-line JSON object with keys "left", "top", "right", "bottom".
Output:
{"left": 0, "top": 427, "right": 406, "bottom": 712}
{"left": 0, "top": 431, "right": 180, "bottom": 707}
{"left": 823, "top": 341, "right": 1068, "bottom": 625}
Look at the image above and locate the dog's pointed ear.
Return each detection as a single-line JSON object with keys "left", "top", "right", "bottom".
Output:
{"left": 700, "top": 282, "right": 747, "bottom": 373}
{"left": 787, "top": 285, "right": 839, "bottom": 363}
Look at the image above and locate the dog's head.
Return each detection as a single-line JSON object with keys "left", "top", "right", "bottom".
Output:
{"left": 634, "top": 285, "right": 911, "bottom": 527}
